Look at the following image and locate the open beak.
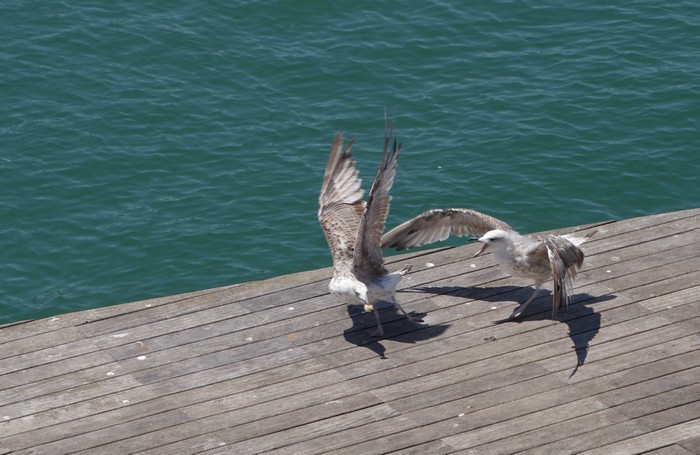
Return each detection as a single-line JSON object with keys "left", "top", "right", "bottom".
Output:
{"left": 473, "top": 242, "right": 489, "bottom": 257}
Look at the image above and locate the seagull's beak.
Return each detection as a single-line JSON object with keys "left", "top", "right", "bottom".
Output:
{"left": 359, "top": 295, "right": 372, "bottom": 313}
{"left": 473, "top": 242, "right": 489, "bottom": 257}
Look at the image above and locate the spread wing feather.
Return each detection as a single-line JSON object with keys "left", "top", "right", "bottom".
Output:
{"left": 318, "top": 133, "right": 365, "bottom": 273}
{"left": 354, "top": 127, "right": 398, "bottom": 280}
{"left": 382, "top": 208, "right": 513, "bottom": 250}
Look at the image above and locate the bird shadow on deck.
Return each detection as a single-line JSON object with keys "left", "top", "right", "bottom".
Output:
{"left": 408, "top": 285, "right": 616, "bottom": 376}
{"left": 342, "top": 304, "right": 450, "bottom": 359}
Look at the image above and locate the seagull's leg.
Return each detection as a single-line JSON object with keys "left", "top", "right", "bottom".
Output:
{"left": 368, "top": 307, "right": 384, "bottom": 337}
{"left": 511, "top": 282, "right": 542, "bottom": 318}
{"left": 394, "top": 300, "right": 424, "bottom": 324}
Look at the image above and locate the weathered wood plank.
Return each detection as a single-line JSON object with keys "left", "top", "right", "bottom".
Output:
{"left": 0, "top": 285, "right": 240, "bottom": 341}
{"left": 679, "top": 435, "right": 700, "bottom": 454}
{"left": 0, "top": 318, "right": 696, "bottom": 454}
{"left": 411, "top": 352, "right": 700, "bottom": 428}
{"left": 519, "top": 425, "right": 682, "bottom": 455}
{"left": 241, "top": 409, "right": 416, "bottom": 455}
{"left": 0, "top": 346, "right": 320, "bottom": 444}
{"left": 285, "top": 343, "right": 697, "bottom": 454}
{"left": 27, "top": 390, "right": 384, "bottom": 455}
{"left": 579, "top": 418, "right": 700, "bottom": 455}
{"left": 98, "top": 392, "right": 384, "bottom": 455}
{"left": 0, "top": 332, "right": 104, "bottom": 376}
{"left": 138, "top": 435, "right": 228, "bottom": 455}
{"left": 296, "top": 342, "right": 700, "bottom": 454}
{"left": 37, "top": 365, "right": 359, "bottom": 454}
{"left": 333, "top": 311, "right": 694, "bottom": 434}
{"left": 0, "top": 326, "right": 88, "bottom": 361}
{"left": 444, "top": 400, "right": 625, "bottom": 452}
{"left": 0, "top": 350, "right": 118, "bottom": 393}
{"left": 643, "top": 445, "right": 696, "bottom": 455}
{"left": 213, "top": 403, "right": 407, "bottom": 455}
{"left": 0, "top": 356, "right": 334, "bottom": 448}
{"left": 346, "top": 312, "right": 697, "bottom": 404}
{"left": 617, "top": 384, "right": 700, "bottom": 422}
{"left": 29, "top": 408, "right": 200, "bottom": 455}
{"left": 0, "top": 359, "right": 127, "bottom": 410}
{"left": 384, "top": 440, "right": 456, "bottom": 455}
{"left": 0, "top": 372, "right": 150, "bottom": 441}
{"left": 516, "top": 390, "right": 700, "bottom": 454}
{"left": 638, "top": 285, "right": 700, "bottom": 312}
{"left": 448, "top": 370, "right": 700, "bottom": 453}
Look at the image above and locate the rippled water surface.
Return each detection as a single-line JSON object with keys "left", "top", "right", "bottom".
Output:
{"left": 1, "top": 1, "right": 698, "bottom": 323}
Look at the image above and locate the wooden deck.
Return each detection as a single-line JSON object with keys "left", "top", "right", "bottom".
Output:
{"left": 1, "top": 208, "right": 699, "bottom": 455}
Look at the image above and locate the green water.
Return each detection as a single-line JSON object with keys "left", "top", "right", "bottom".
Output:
{"left": 1, "top": 1, "right": 698, "bottom": 324}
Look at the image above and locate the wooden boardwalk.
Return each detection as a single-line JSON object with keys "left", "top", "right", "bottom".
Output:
{"left": 1, "top": 208, "right": 698, "bottom": 455}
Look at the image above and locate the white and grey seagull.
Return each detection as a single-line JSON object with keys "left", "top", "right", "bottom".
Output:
{"left": 382, "top": 208, "right": 595, "bottom": 319}
{"left": 318, "top": 128, "right": 423, "bottom": 337}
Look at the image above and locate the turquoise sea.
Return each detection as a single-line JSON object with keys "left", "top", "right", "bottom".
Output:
{"left": 1, "top": 1, "right": 698, "bottom": 324}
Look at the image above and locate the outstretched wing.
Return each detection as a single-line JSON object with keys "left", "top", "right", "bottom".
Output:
{"left": 354, "top": 126, "right": 399, "bottom": 280}
{"left": 382, "top": 208, "right": 513, "bottom": 250}
{"left": 318, "top": 133, "right": 365, "bottom": 273}
{"left": 544, "top": 235, "right": 585, "bottom": 318}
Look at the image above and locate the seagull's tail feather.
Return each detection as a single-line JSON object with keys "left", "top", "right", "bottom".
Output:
{"left": 550, "top": 262, "right": 578, "bottom": 320}
{"left": 544, "top": 235, "right": 588, "bottom": 319}
{"left": 550, "top": 229, "right": 596, "bottom": 318}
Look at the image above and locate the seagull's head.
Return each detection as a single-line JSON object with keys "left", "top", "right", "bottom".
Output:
{"left": 351, "top": 282, "right": 373, "bottom": 312}
{"left": 473, "top": 229, "right": 509, "bottom": 257}
{"left": 329, "top": 276, "right": 370, "bottom": 310}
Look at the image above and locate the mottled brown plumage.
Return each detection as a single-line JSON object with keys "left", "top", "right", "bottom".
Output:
{"left": 318, "top": 128, "right": 422, "bottom": 337}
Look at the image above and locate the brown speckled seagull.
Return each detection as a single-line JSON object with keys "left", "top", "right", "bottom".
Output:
{"left": 382, "top": 208, "right": 595, "bottom": 319}
{"left": 318, "top": 128, "right": 422, "bottom": 337}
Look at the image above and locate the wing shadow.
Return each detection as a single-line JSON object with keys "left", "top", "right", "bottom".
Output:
{"left": 343, "top": 303, "right": 450, "bottom": 359}
{"left": 501, "top": 292, "right": 615, "bottom": 376}
{"left": 409, "top": 284, "right": 616, "bottom": 375}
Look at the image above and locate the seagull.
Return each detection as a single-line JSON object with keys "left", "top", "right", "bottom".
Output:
{"left": 318, "top": 128, "right": 423, "bottom": 337}
{"left": 382, "top": 208, "right": 595, "bottom": 319}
